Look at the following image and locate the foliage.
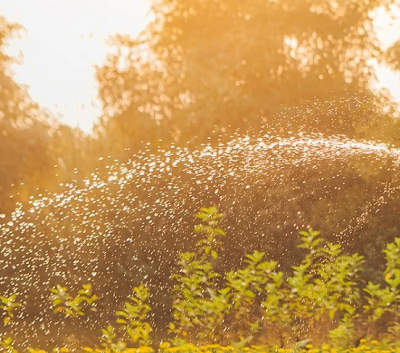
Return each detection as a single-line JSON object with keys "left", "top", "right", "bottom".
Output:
{"left": 83, "top": 283, "right": 153, "bottom": 353}
{"left": 169, "top": 207, "right": 229, "bottom": 344}
{"left": 0, "top": 16, "right": 104, "bottom": 215}
{"left": 363, "top": 237, "right": 400, "bottom": 341}
{"left": 241, "top": 227, "right": 365, "bottom": 347}
{"left": 116, "top": 284, "right": 152, "bottom": 346}
{"left": 0, "top": 295, "right": 21, "bottom": 325}
{"left": 5, "top": 207, "right": 400, "bottom": 351}
{"left": 5, "top": 340, "right": 400, "bottom": 353}
{"left": 3, "top": 0, "right": 400, "bottom": 348}
{"left": 0, "top": 336, "right": 19, "bottom": 353}
{"left": 156, "top": 207, "right": 400, "bottom": 347}
{"left": 94, "top": 324, "right": 127, "bottom": 353}
{"left": 49, "top": 284, "right": 98, "bottom": 318}
{"left": 96, "top": 0, "right": 400, "bottom": 157}
{"left": 226, "top": 251, "right": 278, "bottom": 344}
{"left": 0, "top": 16, "right": 55, "bottom": 214}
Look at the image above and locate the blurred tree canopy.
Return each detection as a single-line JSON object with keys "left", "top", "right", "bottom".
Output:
{"left": 2, "top": 0, "right": 400, "bottom": 211}
{"left": 95, "top": 0, "right": 400, "bottom": 158}
{"left": 0, "top": 16, "right": 100, "bottom": 214}
{"left": 0, "top": 16, "right": 54, "bottom": 213}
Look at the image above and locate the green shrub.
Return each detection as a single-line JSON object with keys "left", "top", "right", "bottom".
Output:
{"left": 169, "top": 207, "right": 229, "bottom": 345}
{"left": 49, "top": 284, "right": 98, "bottom": 318}
{"left": 5, "top": 206, "right": 400, "bottom": 351}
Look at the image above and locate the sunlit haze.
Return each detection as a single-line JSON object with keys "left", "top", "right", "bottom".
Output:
{"left": 1, "top": 0, "right": 149, "bottom": 133}
{"left": 3, "top": 1, "right": 400, "bottom": 349}
{"left": 1, "top": 2, "right": 400, "bottom": 133}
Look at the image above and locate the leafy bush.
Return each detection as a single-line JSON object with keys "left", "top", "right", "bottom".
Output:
{"left": 50, "top": 284, "right": 98, "bottom": 317}
{"left": 169, "top": 207, "right": 228, "bottom": 345}
{"left": 4, "top": 207, "right": 400, "bottom": 352}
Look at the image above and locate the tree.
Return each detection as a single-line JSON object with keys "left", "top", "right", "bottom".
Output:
{"left": 0, "top": 16, "right": 54, "bottom": 213}
{"left": 0, "top": 16, "right": 97, "bottom": 214}
{"left": 95, "top": 0, "right": 400, "bottom": 158}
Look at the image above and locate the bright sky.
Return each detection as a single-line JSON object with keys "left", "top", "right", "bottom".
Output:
{"left": 374, "top": 6, "right": 400, "bottom": 104}
{"left": 1, "top": 0, "right": 149, "bottom": 133}
{"left": 1, "top": 2, "right": 400, "bottom": 134}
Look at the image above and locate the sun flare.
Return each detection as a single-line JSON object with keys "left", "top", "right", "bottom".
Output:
{"left": 1, "top": 0, "right": 149, "bottom": 132}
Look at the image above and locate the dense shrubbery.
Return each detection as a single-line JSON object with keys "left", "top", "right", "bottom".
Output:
{"left": 3, "top": 207, "right": 400, "bottom": 352}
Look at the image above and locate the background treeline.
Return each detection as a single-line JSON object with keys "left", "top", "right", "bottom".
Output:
{"left": 2, "top": 1, "right": 400, "bottom": 213}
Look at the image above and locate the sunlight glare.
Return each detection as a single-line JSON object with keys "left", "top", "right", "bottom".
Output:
{"left": 1, "top": 0, "right": 149, "bottom": 132}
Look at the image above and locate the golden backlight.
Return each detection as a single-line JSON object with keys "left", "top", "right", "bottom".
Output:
{"left": 2, "top": 0, "right": 149, "bottom": 132}
{"left": 1, "top": 1, "right": 400, "bottom": 133}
